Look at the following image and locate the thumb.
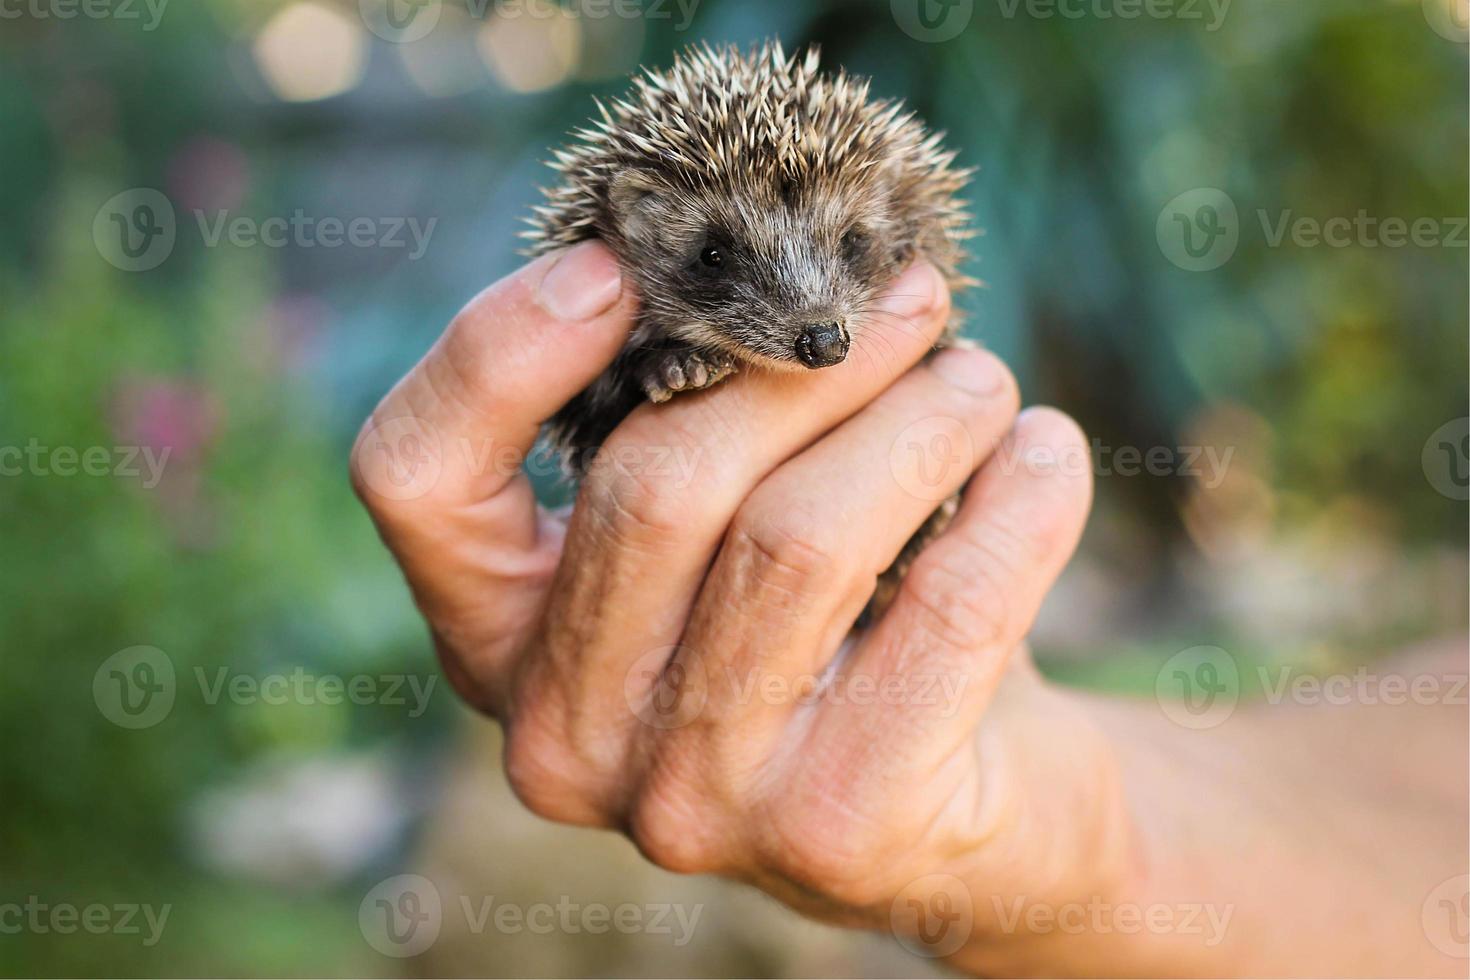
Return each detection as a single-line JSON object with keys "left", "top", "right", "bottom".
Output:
{"left": 351, "top": 241, "right": 634, "bottom": 516}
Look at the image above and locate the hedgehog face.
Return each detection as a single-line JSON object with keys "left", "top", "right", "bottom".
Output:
{"left": 608, "top": 169, "right": 912, "bottom": 372}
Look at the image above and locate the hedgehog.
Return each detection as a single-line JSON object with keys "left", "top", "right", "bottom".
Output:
{"left": 524, "top": 40, "right": 977, "bottom": 611}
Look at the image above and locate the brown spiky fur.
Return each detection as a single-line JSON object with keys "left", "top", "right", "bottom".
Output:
{"left": 524, "top": 41, "right": 976, "bottom": 616}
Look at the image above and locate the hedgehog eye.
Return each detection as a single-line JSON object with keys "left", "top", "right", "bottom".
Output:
{"left": 692, "top": 236, "right": 735, "bottom": 280}
{"left": 841, "top": 228, "right": 870, "bottom": 264}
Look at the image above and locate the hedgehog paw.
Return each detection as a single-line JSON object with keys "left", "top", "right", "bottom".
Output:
{"left": 640, "top": 350, "right": 737, "bottom": 403}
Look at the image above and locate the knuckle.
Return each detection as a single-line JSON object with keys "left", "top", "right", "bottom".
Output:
{"left": 502, "top": 715, "right": 608, "bottom": 828}
{"left": 347, "top": 417, "right": 414, "bottom": 527}
{"left": 581, "top": 443, "right": 695, "bottom": 541}
{"left": 761, "top": 797, "right": 893, "bottom": 906}
{"left": 627, "top": 780, "right": 723, "bottom": 876}
{"left": 728, "top": 498, "right": 843, "bottom": 596}
{"left": 903, "top": 540, "right": 1015, "bottom": 650}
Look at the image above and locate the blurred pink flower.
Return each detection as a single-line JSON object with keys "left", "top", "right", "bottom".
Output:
{"left": 110, "top": 378, "right": 221, "bottom": 465}
{"left": 109, "top": 380, "right": 223, "bottom": 546}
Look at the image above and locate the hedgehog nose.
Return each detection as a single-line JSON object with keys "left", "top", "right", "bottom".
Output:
{"left": 795, "top": 322, "right": 850, "bottom": 369}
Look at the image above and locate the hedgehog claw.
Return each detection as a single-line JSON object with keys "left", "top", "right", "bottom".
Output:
{"left": 641, "top": 350, "right": 737, "bottom": 403}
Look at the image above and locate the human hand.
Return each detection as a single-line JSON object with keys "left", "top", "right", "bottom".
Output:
{"left": 351, "top": 241, "right": 1135, "bottom": 972}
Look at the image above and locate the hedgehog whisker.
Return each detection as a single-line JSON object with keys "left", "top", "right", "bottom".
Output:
{"left": 856, "top": 310, "right": 933, "bottom": 347}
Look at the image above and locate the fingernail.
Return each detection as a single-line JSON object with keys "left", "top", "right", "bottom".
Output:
{"left": 539, "top": 241, "right": 623, "bottom": 322}
{"left": 877, "top": 262, "right": 942, "bottom": 318}
{"left": 931, "top": 347, "right": 1009, "bottom": 396}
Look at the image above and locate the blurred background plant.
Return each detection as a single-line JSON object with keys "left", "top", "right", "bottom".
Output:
{"left": 0, "top": 0, "right": 1465, "bottom": 975}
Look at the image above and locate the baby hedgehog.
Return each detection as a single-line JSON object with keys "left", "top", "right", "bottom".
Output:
{"left": 525, "top": 41, "right": 976, "bottom": 611}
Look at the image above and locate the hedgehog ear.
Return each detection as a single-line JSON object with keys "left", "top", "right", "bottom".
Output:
{"left": 608, "top": 169, "right": 667, "bottom": 241}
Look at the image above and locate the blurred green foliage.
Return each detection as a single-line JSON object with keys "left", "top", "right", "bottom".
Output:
{"left": 0, "top": 0, "right": 1464, "bottom": 975}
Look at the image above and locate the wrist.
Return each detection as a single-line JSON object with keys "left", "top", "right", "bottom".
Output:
{"left": 942, "top": 679, "right": 1156, "bottom": 976}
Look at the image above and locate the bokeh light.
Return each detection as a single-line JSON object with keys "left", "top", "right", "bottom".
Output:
{"left": 253, "top": 2, "right": 367, "bottom": 103}
{"left": 477, "top": 0, "right": 583, "bottom": 94}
